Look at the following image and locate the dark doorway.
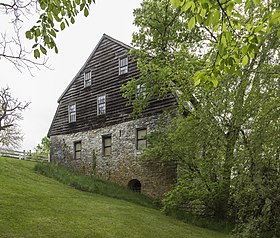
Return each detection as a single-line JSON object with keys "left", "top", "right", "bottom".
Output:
{"left": 128, "top": 179, "right": 141, "bottom": 193}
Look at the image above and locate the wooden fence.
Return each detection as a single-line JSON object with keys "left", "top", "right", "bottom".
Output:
{"left": 0, "top": 148, "right": 49, "bottom": 162}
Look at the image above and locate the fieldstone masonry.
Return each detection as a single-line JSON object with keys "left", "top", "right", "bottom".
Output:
{"left": 50, "top": 115, "right": 176, "bottom": 198}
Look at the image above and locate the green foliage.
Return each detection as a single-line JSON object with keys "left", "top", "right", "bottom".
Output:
{"left": 128, "top": 2, "right": 280, "bottom": 235}
{"left": 35, "top": 136, "right": 50, "bottom": 155}
{"left": 25, "top": 0, "right": 95, "bottom": 57}
{"left": 169, "top": 0, "right": 280, "bottom": 85}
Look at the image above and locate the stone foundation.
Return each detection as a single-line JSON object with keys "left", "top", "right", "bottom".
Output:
{"left": 50, "top": 115, "right": 176, "bottom": 198}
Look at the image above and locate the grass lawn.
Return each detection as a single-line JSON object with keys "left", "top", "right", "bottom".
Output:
{"left": 0, "top": 157, "right": 229, "bottom": 238}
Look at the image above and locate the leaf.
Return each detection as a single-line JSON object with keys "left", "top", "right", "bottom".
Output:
{"left": 60, "top": 22, "right": 65, "bottom": 30}
{"left": 253, "top": 0, "right": 260, "bottom": 5}
{"left": 194, "top": 77, "right": 201, "bottom": 86}
{"left": 25, "top": 31, "right": 32, "bottom": 39}
{"left": 221, "top": 35, "right": 226, "bottom": 46}
{"left": 70, "top": 17, "right": 75, "bottom": 24}
{"left": 84, "top": 7, "right": 89, "bottom": 17}
{"left": 34, "top": 49, "right": 40, "bottom": 59}
{"left": 40, "top": 45, "right": 47, "bottom": 55}
{"left": 200, "top": 8, "right": 206, "bottom": 18}
{"left": 49, "top": 29, "right": 57, "bottom": 37}
{"left": 182, "top": 1, "right": 193, "bottom": 12}
{"left": 75, "top": 0, "right": 80, "bottom": 4}
{"left": 242, "top": 55, "right": 249, "bottom": 67}
{"left": 170, "top": 0, "right": 182, "bottom": 8}
{"left": 35, "top": 29, "right": 40, "bottom": 37}
{"left": 210, "top": 77, "right": 218, "bottom": 87}
{"left": 212, "top": 10, "right": 220, "bottom": 26}
{"left": 188, "top": 17, "right": 196, "bottom": 30}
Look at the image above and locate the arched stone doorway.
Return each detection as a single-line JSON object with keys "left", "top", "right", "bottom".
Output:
{"left": 128, "top": 179, "right": 141, "bottom": 193}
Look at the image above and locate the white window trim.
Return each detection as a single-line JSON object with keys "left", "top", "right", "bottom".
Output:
{"left": 68, "top": 103, "right": 76, "bottom": 123}
{"left": 97, "top": 94, "right": 106, "bottom": 115}
{"left": 84, "top": 71, "right": 92, "bottom": 88}
{"left": 119, "top": 56, "right": 128, "bottom": 75}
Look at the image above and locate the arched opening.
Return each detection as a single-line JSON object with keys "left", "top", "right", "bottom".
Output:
{"left": 128, "top": 179, "right": 141, "bottom": 193}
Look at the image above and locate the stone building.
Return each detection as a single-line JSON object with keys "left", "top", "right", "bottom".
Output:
{"left": 48, "top": 34, "right": 176, "bottom": 198}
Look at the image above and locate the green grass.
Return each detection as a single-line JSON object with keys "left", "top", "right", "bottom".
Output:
{"left": 34, "top": 162, "right": 158, "bottom": 209}
{"left": 0, "top": 157, "right": 229, "bottom": 238}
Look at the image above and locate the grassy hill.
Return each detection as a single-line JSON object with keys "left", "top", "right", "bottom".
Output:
{"left": 0, "top": 157, "right": 228, "bottom": 238}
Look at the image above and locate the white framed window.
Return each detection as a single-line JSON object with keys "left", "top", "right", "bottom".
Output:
{"left": 102, "top": 135, "right": 112, "bottom": 156}
{"left": 68, "top": 103, "right": 76, "bottom": 123}
{"left": 136, "top": 128, "right": 147, "bottom": 150}
{"left": 136, "top": 84, "right": 146, "bottom": 99}
{"left": 84, "top": 71, "right": 92, "bottom": 87}
{"left": 119, "top": 56, "right": 128, "bottom": 75}
{"left": 97, "top": 95, "right": 106, "bottom": 115}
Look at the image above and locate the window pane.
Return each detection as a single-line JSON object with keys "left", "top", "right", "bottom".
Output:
{"left": 104, "top": 147, "right": 111, "bottom": 156}
{"left": 136, "top": 84, "right": 146, "bottom": 99}
{"left": 104, "top": 137, "right": 111, "bottom": 147}
{"left": 98, "top": 95, "right": 106, "bottom": 104}
{"left": 120, "top": 57, "right": 128, "bottom": 67}
{"left": 69, "top": 104, "right": 76, "bottom": 112}
{"left": 119, "top": 57, "right": 128, "bottom": 75}
{"left": 137, "top": 140, "right": 147, "bottom": 150}
{"left": 85, "top": 71, "right": 91, "bottom": 80}
{"left": 120, "top": 66, "right": 128, "bottom": 74}
{"left": 137, "top": 129, "right": 147, "bottom": 140}
{"left": 75, "top": 142, "right": 81, "bottom": 151}
{"left": 75, "top": 151, "right": 81, "bottom": 159}
{"left": 97, "top": 95, "right": 106, "bottom": 115}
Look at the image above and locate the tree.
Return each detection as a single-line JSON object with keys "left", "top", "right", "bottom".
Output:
{"left": 0, "top": 87, "right": 30, "bottom": 148}
{"left": 169, "top": 0, "right": 280, "bottom": 86}
{"left": 0, "top": 0, "right": 94, "bottom": 72}
{"left": 124, "top": 0, "right": 280, "bottom": 236}
{"left": 35, "top": 136, "right": 50, "bottom": 155}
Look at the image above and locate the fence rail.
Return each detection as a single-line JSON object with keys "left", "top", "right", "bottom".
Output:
{"left": 0, "top": 148, "right": 49, "bottom": 162}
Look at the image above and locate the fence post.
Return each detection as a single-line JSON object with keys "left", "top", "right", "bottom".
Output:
{"left": 23, "top": 150, "right": 26, "bottom": 160}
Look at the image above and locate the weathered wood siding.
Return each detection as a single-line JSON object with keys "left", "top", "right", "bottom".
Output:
{"left": 48, "top": 35, "right": 175, "bottom": 136}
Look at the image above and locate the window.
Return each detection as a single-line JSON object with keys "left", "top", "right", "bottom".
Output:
{"left": 103, "top": 135, "right": 112, "bottom": 156}
{"left": 97, "top": 95, "right": 106, "bottom": 115}
{"left": 84, "top": 71, "right": 92, "bottom": 87}
{"left": 74, "top": 141, "right": 81, "bottom": 159}
{"left": 136, "top": 128, "right": 147, "bottom": 150}
{"left": 68, "top": 103, "right": 76, "bottom": 123}
{"left": 119, "top": 56, "right": 128, "bottom": 75}
{"left": 136, "top": 84, "right": 146, "bottom": 99}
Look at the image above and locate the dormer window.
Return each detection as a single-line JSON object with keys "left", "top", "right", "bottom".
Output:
{"left": 119, "top": 56, "right": 128, "bottom": 75}
{"left": 97, "top": 95, "right": 106, "bottom": 115}
{"left": 84, "top": 71, "right": 92, "bottom": 87}
{"left": 68, "top": 103, "right": 76, "bottom": 123}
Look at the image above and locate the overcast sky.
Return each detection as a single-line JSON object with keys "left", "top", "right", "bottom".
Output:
{"left": 1, "top": 0, "right": 142, "bottom": 151}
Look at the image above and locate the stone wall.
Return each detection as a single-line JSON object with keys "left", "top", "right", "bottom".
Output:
{"left": 50, "top": 115, "right": 176, "bottom": 198}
